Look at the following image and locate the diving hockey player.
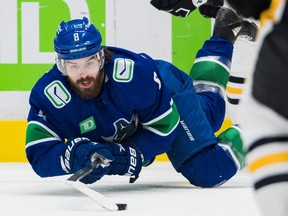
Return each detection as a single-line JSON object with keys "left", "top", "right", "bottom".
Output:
{"left": 25, "top": 8, "right": 256, "bottom": 187}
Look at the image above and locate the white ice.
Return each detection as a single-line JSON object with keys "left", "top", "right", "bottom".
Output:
{"left": 0, "top": 162, "right": 260, "bottom": 216}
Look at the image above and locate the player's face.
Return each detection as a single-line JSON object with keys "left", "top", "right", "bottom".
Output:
{"left": 65, "top": 55, "right": 104, "bottom": 99}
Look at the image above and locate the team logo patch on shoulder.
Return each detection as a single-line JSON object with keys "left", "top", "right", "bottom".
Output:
{"left": 44, "top": 80, "right": 71, "bottom": 108}
{"left": 113, "top": 58, "right": 134, "bottom": 82}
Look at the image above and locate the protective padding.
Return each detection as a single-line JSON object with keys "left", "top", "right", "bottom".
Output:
{"left": 179, "top": 144, "right": 238, "bottom": 188}
{"left": 189, "top": 61, "right": 229, "bottom": 88}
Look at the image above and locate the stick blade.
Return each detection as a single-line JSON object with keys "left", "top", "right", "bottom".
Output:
{"left": 66, "top": 180, "right": 126, "bottom": 211}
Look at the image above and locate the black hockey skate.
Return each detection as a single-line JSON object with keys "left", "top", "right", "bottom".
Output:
{"left": 238, "top": 20, "right": 258, "bottom": 41}
{"left": 199, "top": 0, "right": 224, "bottom": 18}
{"left": 213, "top": 7, "right": 258, "bottom": 43}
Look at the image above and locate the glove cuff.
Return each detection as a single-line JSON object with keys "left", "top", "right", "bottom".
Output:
{"left": 61, "top": 137, "right": 92, "bottom": 174}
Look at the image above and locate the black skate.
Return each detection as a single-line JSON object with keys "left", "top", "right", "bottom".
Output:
{"left": 199, "top": 0, "right": 224, "bottom": 18}
{"left": 213, "top": 7, "right": 258, "bottom": 43}
{"left": 238, "top": 20, "right": 258, "bottom": 41}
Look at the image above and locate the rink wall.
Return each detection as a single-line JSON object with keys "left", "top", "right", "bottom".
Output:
{"left": 0, "top": 0, "right": 212, "bottom": 162}
{"left": 0, "top": 119, "right": 231, "bottom": 162}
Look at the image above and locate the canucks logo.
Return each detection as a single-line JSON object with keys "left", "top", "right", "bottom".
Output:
{"left": 113, "top": 58, "right": 134, "bottom": 82}
{"left": 44, "top": 80, "right": 71, "bottom": 108}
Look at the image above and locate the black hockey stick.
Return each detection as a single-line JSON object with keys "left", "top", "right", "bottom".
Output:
{"left": 66, "top": 154, "right": 127, "bottom": 211}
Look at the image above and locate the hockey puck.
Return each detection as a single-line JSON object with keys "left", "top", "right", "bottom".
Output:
{"left": 116, "top": 203, "right": 127, "bottom": 211}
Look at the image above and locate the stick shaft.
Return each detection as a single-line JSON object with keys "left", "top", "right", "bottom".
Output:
{"left": 66, "top": 159, "right": 126, "bottom": 211}
{"left": 67, "top": 160, "right": 100, "bottom": 181}
{"left": 65, "top": 180, "right": 119, "bottom": 211}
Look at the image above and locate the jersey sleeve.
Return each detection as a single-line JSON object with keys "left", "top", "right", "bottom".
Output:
{"left": 25, "top": 89, "right": 67, "bottom": 177}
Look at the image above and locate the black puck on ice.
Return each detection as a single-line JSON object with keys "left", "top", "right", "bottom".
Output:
{"left": 116, "top": 203, "right": 127, "bottom": 211}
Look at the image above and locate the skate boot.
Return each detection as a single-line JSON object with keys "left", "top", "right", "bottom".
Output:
{"left": 217, "top": 125, "right": 246, "bottom": 170}
{"left": 213, "top": 7, "right": 258, "bottom": 43}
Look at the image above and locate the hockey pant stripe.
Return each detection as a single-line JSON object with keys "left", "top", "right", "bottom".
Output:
{"left": 254, "top": 174, "right": 288, "bottom": 190}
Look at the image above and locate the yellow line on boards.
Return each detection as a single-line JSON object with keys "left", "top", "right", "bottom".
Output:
{"left": 0, "top": 118, "right": 232, "bottom": 162}
{"left": 0, "top": 120, "right": 28, "bottom": 162}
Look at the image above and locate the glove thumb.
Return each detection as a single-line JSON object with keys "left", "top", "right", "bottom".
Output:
{"left": 90, "top": 149, "right": 115, "bottom": 168}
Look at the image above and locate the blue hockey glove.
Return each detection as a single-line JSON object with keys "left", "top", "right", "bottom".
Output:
{"left": 62, "top": 137, "right": 143, "bottom": 184}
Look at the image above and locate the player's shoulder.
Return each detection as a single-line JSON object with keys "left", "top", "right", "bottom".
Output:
{"left": 105, "top": 46, "right": 156, "bottom": 84}
{"left": 103, "top": 47, "right": 161, "bottom": 108}
{"left": 30, "top": 64, "right": 70, "bottom": 101}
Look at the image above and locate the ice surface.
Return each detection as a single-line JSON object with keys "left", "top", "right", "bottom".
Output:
{"left": 0, "top": 162, "right": 260, "bottom": 216}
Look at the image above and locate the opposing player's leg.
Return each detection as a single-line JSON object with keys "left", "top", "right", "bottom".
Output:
{"left": 240, "top": 96, "right": 288, "bottom": 216}
{"left": 167, "top": 7, "right": 256, "bottom": 187}
{"left": 239, "top": 1, "right": 288, "bottom": 215}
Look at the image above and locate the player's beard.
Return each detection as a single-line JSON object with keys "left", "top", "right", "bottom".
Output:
{"left": 67, "top": 71, "right": 104, "bottom": 100}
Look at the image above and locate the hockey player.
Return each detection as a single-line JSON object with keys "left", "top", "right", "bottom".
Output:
{"left": 25, "top": 8, "right": 256, "bottom": 187}
{"left": 227, "top": 0, "right": 288, "bottom": 215}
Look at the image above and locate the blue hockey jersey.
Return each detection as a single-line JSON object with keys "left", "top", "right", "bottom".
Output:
{"left": 25, "top": 47, "right": 180, "bottom": 177}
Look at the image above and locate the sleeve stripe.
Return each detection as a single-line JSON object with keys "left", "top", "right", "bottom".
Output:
{"left": 194, "top": 57, "right": 231, "bottom": 72}
{"left": 26, "top": 137, "right": 61, "bottom": 149}
{"left": 142, "top": 99, "right": 180, "bottom": 136}
{"left": 142, "top": 99, "right": 174, "bottom": 125}
{"left": 28, "top": 120, "right": 61, "bottom": 140}
{"left": 143, "top": 118, "right": 180, "bottom": 136}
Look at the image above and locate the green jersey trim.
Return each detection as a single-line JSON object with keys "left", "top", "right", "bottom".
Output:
{"left": 26, "top": 121, "right": 61, "bottom": 148}
{"left": 142, "top": 99, "right": 180, "bottom": 136}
